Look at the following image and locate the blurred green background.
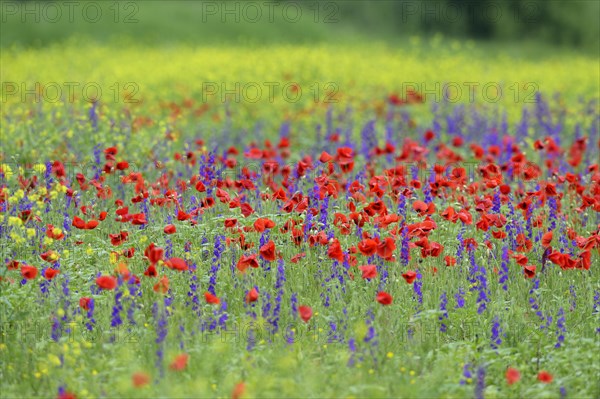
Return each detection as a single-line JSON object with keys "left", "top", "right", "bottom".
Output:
{"left": 1, "top": 0, "right": 598, "bottom": 51}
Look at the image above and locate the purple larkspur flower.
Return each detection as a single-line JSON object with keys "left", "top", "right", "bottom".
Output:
{"left": 475, "top": 366, "right": 486, "bottom": 399}
{"left": 455, "top": 287, "right": 466, "bottom": 309}
{"left": 491, "top": 316, "right": 503, "bottom": 349}
{"left": 555, "top": 307, "right": 566, "bottom": 348}
{"left": 439, "top": 292, "right": 448, "bottom": 332}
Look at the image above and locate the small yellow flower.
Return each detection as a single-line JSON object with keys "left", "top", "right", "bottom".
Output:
{"left": 8, "top": 216, "right": 22, "bottom": 227}
{"left": 109, "top": 252, "right": 118, "bottom": 264}
{"left": 48, "top": 354, "right": 61, "bottom": 366}
{"left": 27, "top": 228, "right": 36, "bottom": 238}
{"left": 386, "top": 352, "right": 394, "bottom": 358}
{"left": 409, "top": 370, "right": 416, "bottom": 376}
{"left": 1, "top": 164, "right": 14, "bottom": 178}
{"left": 368, "top": 369, "right": 374, "bottom": 374}
{"left": 57, "top": 309, "right": 65, "bottom": 318}
{"left": 52, "top": 227, "right": 62, "bottom": 237}
{"left": 33, "top": 163, "right": 46, "bottom": 174}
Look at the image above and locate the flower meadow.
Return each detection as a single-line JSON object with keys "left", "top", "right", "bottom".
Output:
{"left": 1, "top": 42, "right": 600, "bottom": 398}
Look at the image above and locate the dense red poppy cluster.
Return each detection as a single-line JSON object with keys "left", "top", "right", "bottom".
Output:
{"left": 2, "top": 98, "right": 599, "bottom": 399}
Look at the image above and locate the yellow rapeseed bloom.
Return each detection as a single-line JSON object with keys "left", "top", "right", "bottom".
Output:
{"left": 48, "top": 354, "right": 61, "bottom": 366}
{"left": 33, "top": 163, "right": 46, "bottom": 174}
{"left": 1, "top": 164, "right": 13, "bottom": 178}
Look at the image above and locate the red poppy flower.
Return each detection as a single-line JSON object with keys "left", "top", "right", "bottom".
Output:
{"left": 44, "top": 268, "right": 60, "bottom": 280}
{"left": 231, "top": 382, "right": 245, "bottom": 399}
{"left": 246, "top": 287, "right": 259, "bottom": 303}
{"left": 412, "top": 200, "right": 428, "bottom": 215}
{"left": 96, "top": 275, "right": 117, "bottom": 290}
{"left": 104, "top": 146, "right": 118, "bottom": 159}
{"left": 195, "top": 181, "right": 206, "bottom": 192}
{"left": 144, "top": 265, "right": 158, "bottom": 277}
{"left": 169, "top": 353, "right": 189, "bottom": 371}
{"left": 164, "top": 224, "right": 176, "bottom": 234}
{"left": 6, "top": 260, "right": 19, "bottom": 270}
{"left": 541, "top": 231, "right": 553, "bottom": 247}
{"left": 240, "top": 203, "right": 254, "bottom": 217}
{"left": 319, "top": 151, "right": 333, "bottom": 163}
{"left": 259, "top": 240, "right": 276, "bottom": 262}
{"left": 204, "top": 292, "right": 220, "bottom": 305}
{"left": 72, "top": 216, "right": 86, "bottom": 229}
{"left": 224, "top": 218, "right": 238, "bottom": 228}
{"left": 523, "top": 265, "right": 536, "bottom": 279}
{"left": 358, "top": 265, "right": 377, "bottom": 280}
{"left": 132, "top": 372, "right": 150, "bottom": 388}
{"left": 165, "top": 257, "right": 188, "bottom": 271}
{"left": 237, "top": 254, "right": 260, "bottom": 272}
{"left": 79, "top": 297, "right": 92, "bottom": 311}
{"left": 21, "top": 265, "right": 38, "bottom": 280}
{"left": 402, "top": 270, "right": 417, "bottom": 284}
{"left": 40, "top": 250, "right": 59, "bottom": 263}
{"left": 357, "top": 239, "right": 377, "bottom": 257}
{"left": 144, "top": 243, "right": 164, "bottom": 265}
{"left": 445, "top": 256, "right": 457, "bottom": 267}
{"left": 376, "top": 291, "right": 393, "bottom": 305}
{"left": 45, "top": 224, "right": 64, "bottom": 240}
{"left": 336, "top": 147, "right": 355, "bottom": 173}
{"left": 537, "top": 371, "right": 553, "bottom": 383}
{"left": 153, "top": 276, "right": 169, "bottom": 294}
{"left": 327, "top": 240, "right": 345, "bottom": 262}
{"left": 299, "top": 305, "right": 313, "bottom": 322}
{"left": 506, "top": 367, "right": 520, "bottom": 385}
{"left": 130, "top": 213, "right": 147, "bottom": 225}
{"left": 109, "top": 231, "right": 128, "bottom": 246}
{"left": 377, "top": 237, "right": 396, "bottom": 259}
